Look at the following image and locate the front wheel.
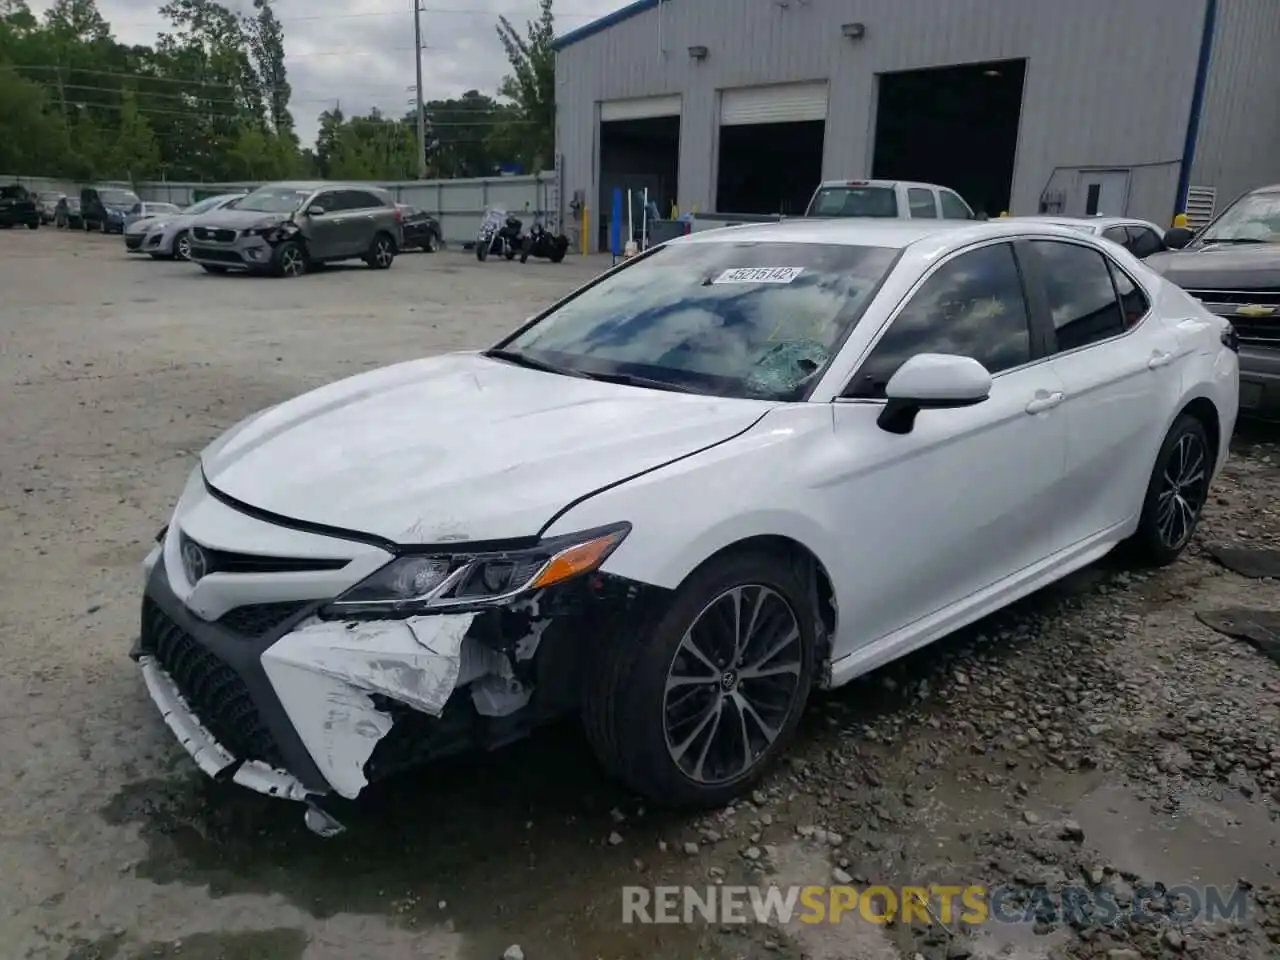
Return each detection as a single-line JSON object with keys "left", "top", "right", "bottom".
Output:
{"left": 424, "top": 230, "right": 439, "bottom": 253}
{"left": 272, "top": 240, "right": 307, "bottom": 278}
{"left": 27, "top": 221, "right": 38, "bottom": 230}
{"left": 174, "top": 230, "right": 192, "bottom": 261}
{"left": 582, "top": 550, "right": 817, "bottom": 807}
{"left": 476, "top": 240, "right": 489, "bottom": 261}
{"left": 1123, "top": 413, "right": 1213, "bottom": 567}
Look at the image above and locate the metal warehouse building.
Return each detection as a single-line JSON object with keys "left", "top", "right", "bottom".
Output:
{"left": 553, "top": 0, "right": 1280, "bottom": 252}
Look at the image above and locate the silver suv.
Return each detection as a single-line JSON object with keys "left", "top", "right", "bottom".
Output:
{"left": 188, "top": 181, "right": 404, "bottom": 278}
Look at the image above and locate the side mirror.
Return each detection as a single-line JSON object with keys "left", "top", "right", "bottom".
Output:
{"left": 1164, "top": 227, "right": 1193, "bottom": 249}
{"left": 877, "top": 353, "right": 992, "bottom": 435}
{"left": 306, "top": 205, "right": 325, "bottom": 216}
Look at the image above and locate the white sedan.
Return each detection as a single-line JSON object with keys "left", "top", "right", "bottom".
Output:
{"left": 135, "top": 218, "right": 1239, "bottom": 835}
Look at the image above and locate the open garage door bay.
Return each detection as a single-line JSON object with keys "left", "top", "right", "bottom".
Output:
{"left": 716, "top": 82, "right": 827, "bottom": 216}
{"left": 599, "top": 95, "right": 681, "bottom": 251}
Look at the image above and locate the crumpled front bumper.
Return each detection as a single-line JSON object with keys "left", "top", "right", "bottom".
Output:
{"left": 133, "top": 545, "right": 530, "bottom": 834}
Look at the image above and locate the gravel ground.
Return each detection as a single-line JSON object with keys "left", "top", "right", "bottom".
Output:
{"left": 1, "top": 227, "right": 1277, "bottom": 960}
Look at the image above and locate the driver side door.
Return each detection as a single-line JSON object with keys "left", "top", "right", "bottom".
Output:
{"left": 826, "top": 240, "right": 1067, "bottom": 653}
{"left": 300, "top": 189, "right": 347, "bottom": 260}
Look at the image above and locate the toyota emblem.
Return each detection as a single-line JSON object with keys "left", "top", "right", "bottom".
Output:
{"left": 181, "top": 537, "right": 208, "bottom": 584}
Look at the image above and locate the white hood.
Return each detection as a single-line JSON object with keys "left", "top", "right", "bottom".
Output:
{"left": 201, "top": 352, "right": 773, "bottom": 545}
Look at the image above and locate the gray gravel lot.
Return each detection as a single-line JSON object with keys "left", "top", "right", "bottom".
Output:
{"left": 1, "top": 227, "right": 1278, "bottom": 960}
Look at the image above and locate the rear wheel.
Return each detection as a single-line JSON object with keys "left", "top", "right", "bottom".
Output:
{"left": 583, "top": 550, "right": 817, "bottom": 807}
{"left": 1123, "top": 413, "right": 1212, "bottom": 567}
{"left": 476, "top": 240, "right": 488, "bottom": 261}
{"left": 364, "top": 232, "right": 395, "bottom": 269}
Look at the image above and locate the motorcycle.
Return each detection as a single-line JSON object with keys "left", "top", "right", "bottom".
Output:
{"left": 519, "top": 221, "right": 570, "bottom": 264}
{"left": 475, "top": 208, "right": 523, "bottom": 261}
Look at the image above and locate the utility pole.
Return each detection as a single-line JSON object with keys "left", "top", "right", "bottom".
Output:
{"left": 413, "top": 0, "right": 427, "bottom": 179}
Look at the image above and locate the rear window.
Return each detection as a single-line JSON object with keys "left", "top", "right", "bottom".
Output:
{"left": 100, "top": 190, "right": 139, "bottom": 206}
{"left": 500, "top": 240, "right": 900, "bottom": 401}
{"left": 1, "top": 185, "right": 27, "bottom": 199}
{"left": 807, "top": 186, "right": 899, "bottom": 218}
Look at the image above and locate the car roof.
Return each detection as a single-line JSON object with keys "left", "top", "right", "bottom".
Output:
{"left": 814, "top": 179, "right": 950, "bottom": 191}
{"left": 1013, "top": 214, "right": 1161, "bottom": 230}
{"left": 671, "top": 217, "right": 1099, "bottom": 250}
{"left": 264, "top": 181, "right": 390, "bottom": 192}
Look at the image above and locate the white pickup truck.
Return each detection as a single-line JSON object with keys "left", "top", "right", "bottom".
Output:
{"left": 688, "top": 179, "right": 978, "bottom": 233}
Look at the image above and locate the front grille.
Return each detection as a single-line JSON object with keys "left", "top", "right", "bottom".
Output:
{"left": 216, "top": 601, "right": 309, "bottom": 636}
{"left": 194, "top": 247, "right": 243, "bottom": 264}
{"left": 141, "top": 600, "right": 285, "bottom": 768}
{"left": 179, "top": 533, "right": 349, "bottom": 576}
{"left": 1185, "top": 288, "right": 1280, "bottom": 306}
{"left": 193, "top": 226, "right": 236, "bottom": 243}
{"left": 1232, "top": 319, "right": 1280, "bottom": 346}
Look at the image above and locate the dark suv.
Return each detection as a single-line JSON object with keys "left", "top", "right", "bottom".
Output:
{"left": 81, "top": 185, "right": 142, "bottom": 234}
{"left": 0, "top": 184, "right": 40, "bottom": 229}
{"left": 187, "top": 181, "right": 404, "bottom": 278}
{"left": 1147, "top": 184, "right": 1280, "bottom": 420}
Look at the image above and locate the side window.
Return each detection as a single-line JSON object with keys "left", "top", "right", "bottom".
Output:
{"left": 907, "top": 188, "right": 937, "bottom": 218}
{"left": 1101, "top": 226, "right": 1129, "bottom": 246}
{"left": 1109, "top": 262, "right": 1150, "bottom": 329}
{"left": 1030, "top": 240, "right": 1126, "bottom": 352}
{"left": 1127, "top": 227, "right": 1164, "bottom": 258}
{"left": 939, "top": 190, "right": 972, "bottom": 219}
{"left": 311, "top": 191, "right": 341, "bottom": 213}
{"left": 347, "top": 190, "right": 386, "bottom": 210}
{"left": 846, "top": 243, "right": 1033, "bottom": 398}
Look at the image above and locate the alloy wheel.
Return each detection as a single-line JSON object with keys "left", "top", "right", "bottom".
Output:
{"left": 280, "top": 247, "right": 304, "bottom": 277}
{"left": 375, "top": 238, "right": 393, "bottom": 267}
{"left": 1156, "top": 432, "right": 1207, "bottom": 550}
{"left": 176, "top": 232, "right": 191, "bottom": 260}
{"left": 662, "top": 585, "right": 804, "bottom": 785}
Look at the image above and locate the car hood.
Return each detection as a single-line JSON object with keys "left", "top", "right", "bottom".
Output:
{"left": 126, "top": 216, "right": 164, "bottom": 234}
{"left": 201, "top": 352, "right": 774, "bottom": 545}
{"left": 195, "top": 208, "right": 290, "bottom": 231}
{"left": 142, "top": 211, "right": 202, "bottom": 234}
{"left": 1145, "top": 243, "right": 1280, "bottom": 289}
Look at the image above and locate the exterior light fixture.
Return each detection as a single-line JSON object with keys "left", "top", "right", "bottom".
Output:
{"left": 688, "top": 44, "right": 708, "bottom": 60}
{"left": 841, "top": 22, "right": 865, "bottom": 40}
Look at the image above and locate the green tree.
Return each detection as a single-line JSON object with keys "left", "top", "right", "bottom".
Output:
{"left": 108, "top": 88, "right": 158, "bottom": 178}
{"left": 493, "top": 0, "right": 554, "bottom": 172}
{"left": 0, "top": 64, "right": 69, "bottom": 173}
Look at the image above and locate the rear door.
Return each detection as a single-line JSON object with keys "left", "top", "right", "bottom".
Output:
{"left": 340, "top": 189, "right": 388, "bottom": 253}
{"left": 1020, "top": 238, "right": 1183, "bottom": 545}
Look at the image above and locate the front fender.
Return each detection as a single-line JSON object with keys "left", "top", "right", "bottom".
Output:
{"left": 541, "top": 405, "right": 842, "bottom": 591}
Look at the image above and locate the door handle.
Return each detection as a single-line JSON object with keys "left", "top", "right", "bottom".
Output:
{"left": 1147, "top": 351, "right": 1174, "bottom": 369}
{"left": 1025, "top": 391, "right": 1065, "bottom": 414}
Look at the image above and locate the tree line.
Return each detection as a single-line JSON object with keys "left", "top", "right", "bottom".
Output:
{"left": 0, "top": 0, "right": 555, "bottom": 183}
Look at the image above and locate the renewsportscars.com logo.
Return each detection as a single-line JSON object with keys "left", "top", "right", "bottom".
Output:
{"left": 622, "top": 883, "right": 1250, "bottom": 926}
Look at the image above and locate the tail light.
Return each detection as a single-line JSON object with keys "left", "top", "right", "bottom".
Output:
{"left": 1221, "top": 323, "right": 1239, "bottom": 352}
{"left": 392, "top": 206, "right": 403, "bottom": 222}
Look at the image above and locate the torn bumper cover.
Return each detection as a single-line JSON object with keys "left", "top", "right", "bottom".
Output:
{"left": 132, "top": 550, "right": 609, "bottom": 835}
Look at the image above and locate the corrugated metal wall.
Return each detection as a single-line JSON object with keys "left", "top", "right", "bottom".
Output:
{"left": 1189, "top": 0, "right": 1280, "bottom": 215}
{"left": 557, "top": 0, "right": 1208, "bottom": 244}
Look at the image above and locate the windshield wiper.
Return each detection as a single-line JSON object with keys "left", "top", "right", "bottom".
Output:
{"left": 575, "top": 370, "right": 704, "bottom": 394}
{"left": 1200, "top": 237, "right": 1270, "bottom": 245}
{"left": 483, "top": 348, "right": 587, "bottom": 379}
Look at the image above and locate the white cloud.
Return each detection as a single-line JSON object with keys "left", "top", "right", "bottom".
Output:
{"left": 28, "top": 0, "right": 619, "bottom": 145}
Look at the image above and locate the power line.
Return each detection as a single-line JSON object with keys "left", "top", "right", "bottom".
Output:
{"left": 99, "top": 6, "right": 597, "bottom": 29}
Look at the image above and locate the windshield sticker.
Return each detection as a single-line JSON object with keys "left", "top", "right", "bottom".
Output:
{"left": 712, "top": 266, "right": 804, "bottom": 284}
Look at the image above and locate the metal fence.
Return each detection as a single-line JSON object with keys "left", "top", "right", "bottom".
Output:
{"left": 2, "top": 171, "right": 562, "bottom": 247}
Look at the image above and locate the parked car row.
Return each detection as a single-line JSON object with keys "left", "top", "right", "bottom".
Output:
{"left": 6, "top": 180, "right": 446, "bottom": 278}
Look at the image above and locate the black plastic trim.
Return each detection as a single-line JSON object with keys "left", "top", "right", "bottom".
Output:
{"left": 135, "top": 557, "right": 333, "bottom": 794}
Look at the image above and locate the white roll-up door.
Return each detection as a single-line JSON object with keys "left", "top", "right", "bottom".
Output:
{"left": 600, "top": 95, "right": 681, "bottom": 122}
{"left": 720, "top": 82, "right": 828, "bottom": 126}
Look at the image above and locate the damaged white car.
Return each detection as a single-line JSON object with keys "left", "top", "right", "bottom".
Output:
{"left": 136, "top": 218, "right": 1239, "bottom": 835}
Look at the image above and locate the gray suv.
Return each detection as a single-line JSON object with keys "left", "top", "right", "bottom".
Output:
{"left": 187, "top": 181, "right": 404, "bottom": 278}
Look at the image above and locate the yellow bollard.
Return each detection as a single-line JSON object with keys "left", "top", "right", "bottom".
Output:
{"left": 998, "top": 210, "right": 1009, "bottom": 218}
{"left": 1172, "top": 212, "right": 1189, "bottom": 229}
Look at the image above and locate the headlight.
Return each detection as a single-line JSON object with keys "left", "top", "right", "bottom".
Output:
{"left": 246, "top": 221, "right": 298, "bottom": 242}
{"left": 321, "top": 523, "right": 630, "bottom": 617}
{"left": 148, "top": 221, "right": 169, "bottom": 232}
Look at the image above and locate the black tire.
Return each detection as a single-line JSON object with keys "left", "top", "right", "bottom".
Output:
{"left": 551, "top": 250, "right": 565, "bottom": 264}
{"left": 27, "top": 220, "right": 38, "bottom": 230}
{"left": 504, "top": 246, "right": 516, "bottom": 261}
{"left": 1123, "top": 413, "right": 1213, "bottom": 567}
{"left": 476, "top": 241, "right": 488, "bottom": 262}
{"left": 271, "top": 240, "right": 307, "bottom": 278}
{"left": 424, "top": 230, "right": 439, "bottom": 253}
{"left": 173, "top": 230, "right": 192, "bottom": 261}
{"left": 582, "top": 549, "right": 817, "bottom": 808}
{"left": 364, "top": 232, "right": 395, "bottom": 269}
{"left": 200, "top": 264, "right": 228, "bottom": 274}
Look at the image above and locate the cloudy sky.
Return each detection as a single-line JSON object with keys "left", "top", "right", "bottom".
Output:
{"left": 29, "top": 0, "right": 620, "bottom": 146}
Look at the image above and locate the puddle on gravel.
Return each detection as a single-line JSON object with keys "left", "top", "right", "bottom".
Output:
{"left": 101, "top": 726, "right": 741, "bottom": 960}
